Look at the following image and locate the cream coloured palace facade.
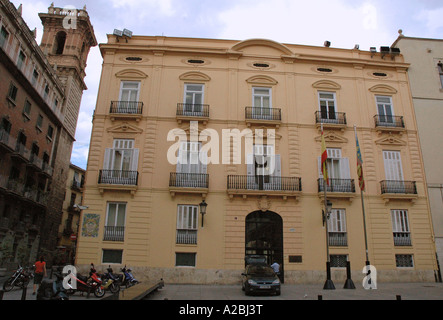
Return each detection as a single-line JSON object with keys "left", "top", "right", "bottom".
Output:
{"left": 75, "top": 34, "right": 438, "bottom": 284}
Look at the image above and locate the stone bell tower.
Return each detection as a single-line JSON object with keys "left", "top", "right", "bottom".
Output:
{"left": 36, "top": 3, "right": 96, "bottom": 253}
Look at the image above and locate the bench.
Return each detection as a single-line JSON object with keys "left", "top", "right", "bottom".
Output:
{"left": 103, "top": 279, "right": 164, "bottom": 300}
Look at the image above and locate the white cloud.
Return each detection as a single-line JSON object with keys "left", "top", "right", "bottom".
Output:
{"left": 217, "top": 0, "right": 390, "bottom": 50}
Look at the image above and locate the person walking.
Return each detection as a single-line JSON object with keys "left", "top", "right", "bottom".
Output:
{"left": 33, "top": 256, "right": 47, "bottom": 295}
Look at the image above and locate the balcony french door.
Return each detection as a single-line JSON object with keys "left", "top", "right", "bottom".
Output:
{"left": 252, "top": 87, "right": 272, "bottom": 120}
{"left": 247, "top": 145, "right": 281, "bottom": 190}
{"left": 102, "top": 139, "right": 139, "bottom": 185}
{"left": 118, "top": 81, "right": 140, "bottom": 113}
{"left": 175, "top": 141, "right": 207, "bottom": 187}
{"left": 183, "top": 84, "right": 204, "bottom": 115}
{"left": 376, "top": 96, "right": 395, "bottom": 126}
{"left": 383, "top": 151, "right": 405, "bottom": 193}
{"left": 319, "top": 92, "right": 337, "bottom": 123}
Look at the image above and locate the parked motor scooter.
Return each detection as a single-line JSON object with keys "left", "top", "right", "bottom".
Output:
{"left": 65, "top": 263, "right": 105, "bottom": 298}
{"left": 36, "top": 271, "right": 69, "bottom": 300}
{"left": 2, "top": 265, "right": 32, "bottom": 292}
{"left": 101, "top": 266, "right": 120, "bottom": 293}
{"left": 120, "top": 265, "right": 139, "bottom": 288}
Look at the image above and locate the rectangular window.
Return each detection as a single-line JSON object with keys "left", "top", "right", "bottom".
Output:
{"left": 395, "top": 254, "right": 414, "bottom": 268}
{"left": 7, "top": 82, "right": 18, "bottom": 102}
{"left": 0, "top": 26, "right": 9, "bottom": 48}
{"left": 177, "top": 141, "right": 206, "bottom": 174}
{"left": 104, "top": 202, "right": 126, "bottom": 241}
{"left": 31, "top": 69, "right": 39, "bottom": 86}
{"left": 184, "top": 84, "right": 204, "bottom": 112}
{"left": 328, "top": 209, "right": 347, "bottom": 246}
{"left": 438, "top": 62, "right": 443, "bottom": 88}
{"left": 383, "top": 151, "right": 403, "bottom": 181}
{"left": 330, "top": 254, "right": 348, "bottom": 268}
{"left": 36, "top": 114, "right": 43, "bottom": 129}
{"left": 47, "top": 125, "right": 54, "bottom": 140}
{"left": 43, "top": 85, "right": 49, "bottom": 100}
{"left": 176, "top": 252, "right": 196, "bottom": 267}
{"left": 17, "top": 50, "right": 26, "bottom": 71}
{"left": 376, "top": 96, "right": 394, "bottom": 124}
{"left": 23, "top": 99, "right": 31, "bottom": 117}
{"left": 102, "top": 249, "right": 123, "bottom": 264}
{"left": 176, "top": 205, "right": 198, "bottom": 244}
{"left": 102, "top": 139, "right": 139, "bottom": 185}
{"left": 119, "top": 81, "right": 140, "bottom": 103}
{"left": 319, "top": 92, "right": 337, "bottom": 121}
{"left": 391, "top": 209, "right": 411, "bottom": 246}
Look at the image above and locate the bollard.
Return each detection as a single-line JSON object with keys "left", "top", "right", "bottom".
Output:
{"left": 0, "top": 290, "right": 4, "bottom": 300}
{"left": 343, "top": 261, "right": 356, "bottom": 289}
{"left": 21, "top": 286, "right": 27, "bottom": 300}
{"left": 396, "top": 295, "right": 401, "bottom": 300}
{"left": 318, "top": 295, "right": 323, "bottom": 300}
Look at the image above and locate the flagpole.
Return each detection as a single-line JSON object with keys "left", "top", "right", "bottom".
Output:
{"left": 322, "top": 124, "right": 335, "bottom": 290}
{"left": 354, "top": 125, "right": 370, "bottom": 268}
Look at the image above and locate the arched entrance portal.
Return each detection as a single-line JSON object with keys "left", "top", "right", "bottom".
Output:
{"left": 245, "top": 210, "right": 284, "bottom": 282}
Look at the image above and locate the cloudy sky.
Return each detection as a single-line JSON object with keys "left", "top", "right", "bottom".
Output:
{"left": 12, "top": 0, "right": 443, "bottom": 169}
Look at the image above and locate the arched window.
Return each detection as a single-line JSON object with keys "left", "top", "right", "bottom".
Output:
{"left": 54, "top": 31, "right": 67, "bottom": 55}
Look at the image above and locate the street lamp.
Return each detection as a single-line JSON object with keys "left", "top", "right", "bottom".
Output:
{"left": 199, "top": 200, "right": 208, "bottom": 227}
{"left": 323, "top": 199, "right": 335, "bottom": 290}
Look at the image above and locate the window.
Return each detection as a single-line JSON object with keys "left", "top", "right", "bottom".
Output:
{"left": 246, "top": 145, "right": 281, "bottom": 190}
{"left": 23, "top": 99, "right": 31, "bottom": 118}
{"left": 104, "top": 203, "right": 126, "bottom": 241}
{"left": 7, "top": 82, "right": 18, "bottom": 102}
{"left": 54, "top": 31, "right": 66, "bottom": 55}
{"left": 183, "top": 84, "right": 204, "bottom": 113}
{"left": 319, "top": 149, "right": 350, "bottom": 180}
{"left": 36, "top": 114, "right": 43, "bottom": 129}
{"left": 102, "top": 249, "right": 123, "bottom": 264}
{"left": 47, "top": 125, "right": 54, "bottom": 140}
{"left": 330, "top": 255, "right": 348, "bottom": 268}
{"left": 438, "top": 61, "right": 443, "bottom": 88}
{"left": 177, "top": 141, "right": 206, "bottom": 174}
{"left": 17, "top": 50, "right": 26, "bottom": 71}
{"left": 395, "top": 254, "right": 413, "bottom": 268}
{"left": 43, "top": 85, "right": 49, "bottom": 100}
{"left": 376, "top": 96, "right": 394, "bottom": 125}
{"left": 176, "top": 205, "right": 198, "bottom": 244}
{"left": 318, "top": 92, "right": 337, "bottom": 121}
{"left": 119, "top": 81, "right": 140, "bottom": 102}
{"left": 102, "top": 139, "right": 139, "bottom": 184}
{"left": 31, "top": 69, "right": 39, "bottom": 86}
{"left": 328, "top": 209, "right": 347, "bottom": 246}
{"left": 383, "top": 151, "right": 403, "bottom": 181}
{"left": 176, "top": 252, "right": 196, "bottom": 267}
{"left": 0, "top": 26, "right": 9, "bottom": 48}
{"left": 391, "top": 210, "right": 411, "bottom": 246}
{"left": 53, "top": 98, "right": 58, "bottom": 110}
{"left": 252, "top": 87, "right": 271, "bottom": 109}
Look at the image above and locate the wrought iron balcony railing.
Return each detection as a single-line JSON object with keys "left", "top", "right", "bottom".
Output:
{"left": 176, "top": 103, "right": 210, "bottom": 118}
{"left": 110, "top": 101, "right": 143, "bottom": 114}
{"left": 393, "top": 232, "right": 412, "bottom": 246}
{"left": 328, "top": 232, "right": 348, "bottom": 246}
{"left": 315, "top": 111, "right": 347, "bottom": 125}
{"left": 227, "top": 175, "right": 302, "bottom": 192}
{"left": 374, "top": 115, "right": 405, "bottom": 128}
{"left": 169, "top": 172, "right": 209, "bottom": 189}
{"left": 380, "top": 180, "right": 417, "bottom": 194}
{"left": 98, "top": 170, "right": 139, "bottom": 186}
{"left": 103, "top": 226, "right": 125, "bottom": 242}
{"left": 245, "top": 107, "right": 281, "bottom": 121}
{"left": 318, "top": 178, "right": 355, "bottom": 193}
{"left": 176, "top": 229, "right": 197, "bottom": 244}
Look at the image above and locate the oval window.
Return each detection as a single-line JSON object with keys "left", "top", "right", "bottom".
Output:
{"left": 317, "top": 67, "right": 333, "bottom": 73}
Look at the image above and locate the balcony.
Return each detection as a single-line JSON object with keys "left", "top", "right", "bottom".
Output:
{"left": 245, "top": 107, "right": 281, "bottom": 127}
{"left": 40, "top": 162, "right": 54, "bottom": 178}
{"left": 169, "top": 172, "right": 209, "bottom": 197}
{"left": 380, "top": 180, "right": 418, "bottom": 203}
{"left": 393, "top": 232, "right": 412, "bottom": 246}
{"left": 318, "top": 178, "right": 355, "bottom": 201}
{"left": 0, "top": 176, "right": 48, "bottom": 208}
{"left": 227, "top": 175, "right": 302, "bottom": 199}
{"left": 0, "top": 129, "right": 15, "bottom": 152}
{"left": 315, "top": 111, "right": 347, "bottom": 130}
{"left": 98, "top": 170, "right": 139, "bottom": 195}
{"left": 328, "top": 232, "right": 348, "bottom": 247}
{"left": 103, "top": 226, "right": 125, "bottom": 242}
{"left": 11, "top": 143, "right": 30, "bottom": 162}
{"left": 109, "top": 101, "right": 143, "bottom": 121}
{"left": 176, "top": 103, "right": 210, "bottom": 124}
{"left": 374, "top": 115, "right": 405, "bottom": 134}
{"left": 176, "top": 229, "right": 197, "bottom": 245}
{"left": 27, "top": 154, "right": 43, "bottom": 172}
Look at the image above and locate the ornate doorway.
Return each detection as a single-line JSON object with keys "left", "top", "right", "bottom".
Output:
{"left": 245, "top": 210, "right": 284, "bottom": 282}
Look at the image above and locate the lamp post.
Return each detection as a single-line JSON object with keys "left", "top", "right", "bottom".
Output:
{"left": 199, "top": 200, "right": 207, "bottom": 227}
{"left": 323, "top": 198, "right": 335, "bottom": 290}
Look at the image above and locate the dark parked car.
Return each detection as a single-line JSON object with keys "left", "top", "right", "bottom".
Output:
{"left": 241, "top": 264, "right": 281, "bottom": 296}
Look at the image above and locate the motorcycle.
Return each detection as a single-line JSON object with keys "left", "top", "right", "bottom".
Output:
{"left": 120, "top": 265, "right": 139, "bottom": 288}
{"left": 2, "top": 265, "right": 32, "bottom": 292}
{"left": 65, "top": 263, "right": 105, "bottom": 298}
{"left": 36, "top": 271, "right": 69, "bottom": 300}
{"left": 101, "top": 266, "right": 120, "bottom": 293}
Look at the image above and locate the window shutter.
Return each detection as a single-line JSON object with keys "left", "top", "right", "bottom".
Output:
{"left": 340, "top": 157, "right": 350, "bottom": 179}
{"left": 200, "top": 148, "right": 208, "bottom": 174}
{"left": 103, "top": 148, "right": 112, "bottom": 170}
{"left": 247, "top": 154, "right": 254, "bottom": 176}
{"left": 177, "top": 141, "right": 188, "bottom": 173}
{"left": 131, "top": 149, "right": 139, "bottom": 172}
{"left": 273, "top": 154, "right": 281, "bottom": 177}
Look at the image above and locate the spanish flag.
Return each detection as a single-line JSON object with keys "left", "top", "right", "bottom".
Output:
{"left": 355, "top": 130, "right": 365, "bottom": 191}
{"left": 321, "top": 128, "right": 329, "bottom": 185}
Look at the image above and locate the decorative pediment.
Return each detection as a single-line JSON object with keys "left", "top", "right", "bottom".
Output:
{"left": 315, "top": 131, "right": 348, "bottom": 143}
{"left": 369, "top": 84, "right": 397, "bottom": 94}
{"left": 231, "top": 38, "right": 294, "bottom": 56}
{"left": 179, "top": 71, "right": 211, "bottom": 82}
{"left": 115, "top": 69, "right": 148, "bottom": 79}
{"left": 107, "top": 122, "right": 143, "bottom": 134}
{"left": 246, "top": 75, "right": 278, "bottom": 86}
{"left": 312, "top": 80, "right": 341, "bottom": 90}
{"left": 375, "top": 135, "right": 406, "bottom": 146}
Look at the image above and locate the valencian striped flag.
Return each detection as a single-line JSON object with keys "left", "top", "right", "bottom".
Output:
{"left": 321, "top": 128, "right": 329, "bottom": 185}
{"left": 355, "top": 130, "right": 365, "bottom": 191}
